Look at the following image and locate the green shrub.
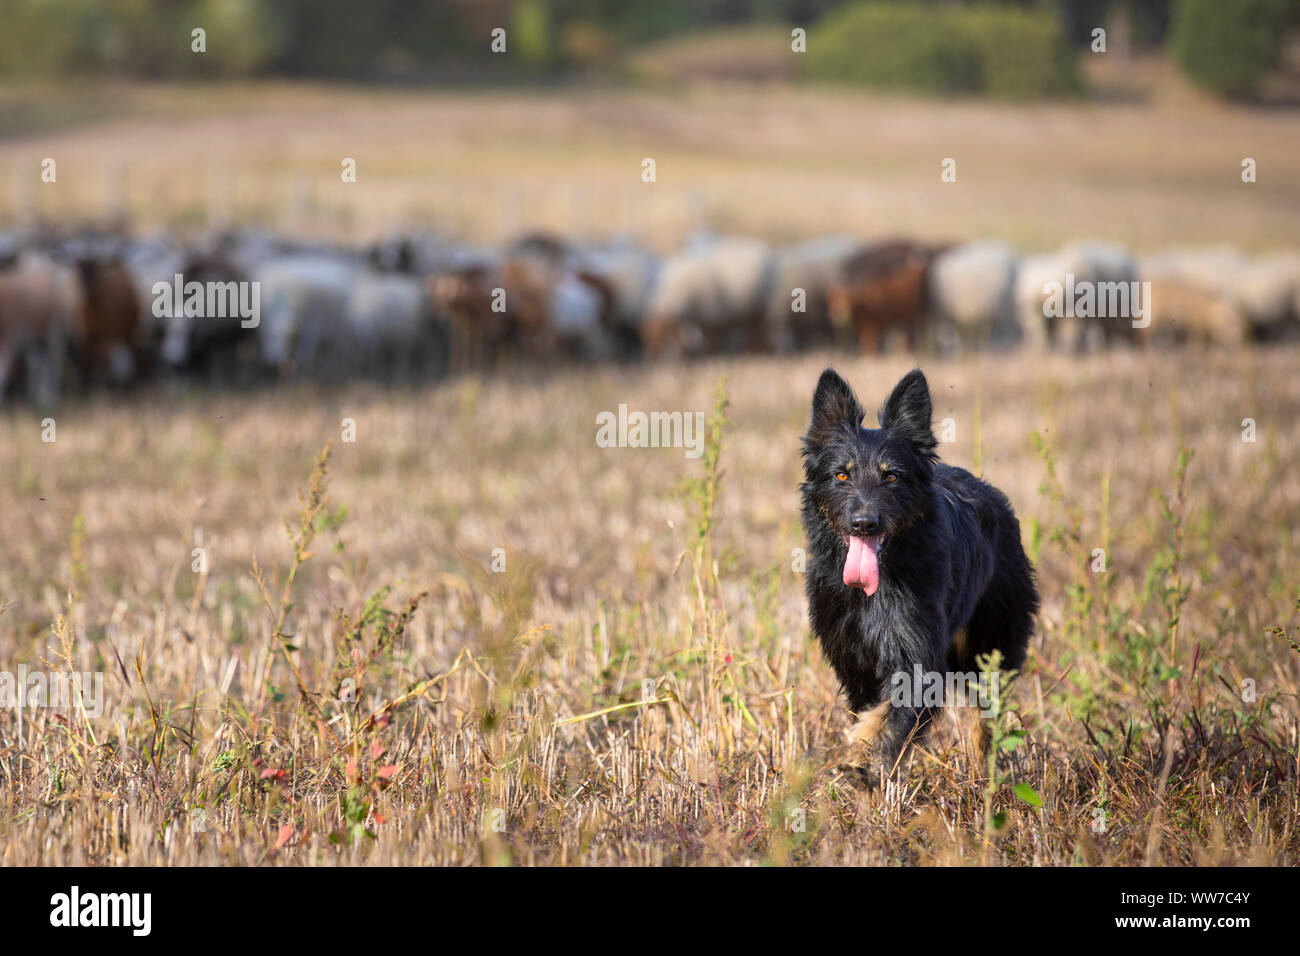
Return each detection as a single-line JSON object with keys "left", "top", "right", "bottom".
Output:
{"left": 192, "top": 0, "right": 282, "bottom": 77}
{"left": 1170, "top": 0, "right": 1292, "bottom": 98}
{"left": 0, "top": 0, "right": 281, "bottom": 79}
{"left": 0, "top": 0, "right": 85, "bottom": 78}
{"left": 806, "top": 1, "right": 1080, "bottom": 99}
{"left": 511, "top": 0, "right": 554, "bottom": 70}
{"left": 962, "top": 5, "right": 1082, "bottom": 99}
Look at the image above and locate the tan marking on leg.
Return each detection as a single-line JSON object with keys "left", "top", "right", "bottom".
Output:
{"left": 951, "top": 627, "right": 968, "bottom": 662}
{"left": 846, "top": 700, "right": 893, "bottom": 748}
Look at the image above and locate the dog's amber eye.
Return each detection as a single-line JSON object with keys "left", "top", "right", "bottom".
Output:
{"left": 882, "top": 472, "right": 897, "bottom": 483}
{"left": 834, "top": 471, "right": 848, "bottom": 482}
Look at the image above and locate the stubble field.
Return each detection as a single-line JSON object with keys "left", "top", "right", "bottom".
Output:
{"left": 2, "top": 346, "right": 1297, "bottom": 865}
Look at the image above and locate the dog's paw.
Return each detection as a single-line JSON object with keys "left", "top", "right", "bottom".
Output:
{"left": 839, "top": 756, "right": 887, "bottom": 789}
{"left": 838, "top": 701, "right": 894, "bottom": 787}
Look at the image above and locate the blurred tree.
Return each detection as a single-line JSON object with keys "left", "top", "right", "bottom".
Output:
{"left": 1124, "top": 0, "right": 1172, "bottom": 46}
{"left": 1171, "top": 0, "right": 1291, "bottom": 98}
{"left": 1054, "top": 0, "right": 1115, "bottom": 47}
{"left": 807, "top": 1, "right": 1079, "bottom": 97}
{"left": 8, "top": 0, "right": 1290, "bottom": 93}
{"left": 511, "top": 0, "right": 554, "bottom": 69}
{"left": 191, "top": 0, "right": 282, "bottom": 76}
{"left": 0, "top": 0, "right": 281, "bottom": 78}
{"left": 0, "top": 0, "right": 87, "bottom": 77}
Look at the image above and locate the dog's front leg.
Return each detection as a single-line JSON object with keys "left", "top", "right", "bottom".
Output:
{"left": 844, "top": 649, "right": 943, "bottom": 782}
{"left": 844, "top": 698, "right": 934, "bottom": 782}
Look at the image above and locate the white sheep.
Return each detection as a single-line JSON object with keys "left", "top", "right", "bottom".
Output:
{"left": 928, "top": 240, "right": 1017, "bottom": 351}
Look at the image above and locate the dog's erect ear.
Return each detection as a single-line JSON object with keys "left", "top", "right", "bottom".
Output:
{"left": 878, "top": 368, "right": 936, "bottom": 456}
{"left": 809, "top": 368, "right": 864, "bottom": 435}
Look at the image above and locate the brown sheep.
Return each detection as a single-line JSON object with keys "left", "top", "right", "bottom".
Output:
{"left": 74, "top": 257, "right": 144, "bottom": 384}
{"left": 429, "top": 263, "right": 515, "bottom": 373}
{"left": 0, "top": 252, "right": 82, "bottom": 403}
{"left": 827, "top": 240, "right": 941, "bottom": 354}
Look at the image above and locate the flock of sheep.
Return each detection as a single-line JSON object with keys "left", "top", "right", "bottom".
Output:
{"left": 2, "top": 225, "right": 1298, "bottom": 404}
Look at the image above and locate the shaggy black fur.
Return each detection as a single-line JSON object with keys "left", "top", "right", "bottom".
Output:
{"left": 800, "top": 367, "right": 1039, "bottom": 766}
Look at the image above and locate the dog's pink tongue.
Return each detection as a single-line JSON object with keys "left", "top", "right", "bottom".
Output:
{"left": 843, "top": 535, "right": 881, "bottom": 595}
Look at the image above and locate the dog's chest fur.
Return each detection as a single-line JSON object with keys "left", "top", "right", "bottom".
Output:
{"left": 802, "top": 468, "right": 997, "bottom": 695}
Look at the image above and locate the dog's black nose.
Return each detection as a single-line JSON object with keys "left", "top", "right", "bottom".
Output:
{"left": 850, "top": 514, "right": 880, "bottom": 535}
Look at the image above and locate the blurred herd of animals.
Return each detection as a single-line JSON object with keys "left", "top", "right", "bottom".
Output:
{"left": 3, "top": 224, "right": 1299, "bottom": 404}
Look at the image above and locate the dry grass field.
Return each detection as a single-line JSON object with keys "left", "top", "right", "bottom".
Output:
{"left": 2, "top": 77, "right": 1299, "bottom": 867}
{"left": 2, "top": 346, "right": 1297, "bottom": 865}
{"left": 4, "top": 80, "right": 1300, "bottom": 251}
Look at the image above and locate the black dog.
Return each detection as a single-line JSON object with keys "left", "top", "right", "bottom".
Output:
{"left": 800, "top": 367, "right": 1038, "bottom": 771}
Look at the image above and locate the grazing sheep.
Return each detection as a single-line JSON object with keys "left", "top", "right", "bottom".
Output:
{"left": 827, "top": 240, "right": 937, "bottom": 354}
{"left": 346, "top": 270, "right": 448, "bottom": 379}
{"left": 1232, "top": 253, "right": 1300, "bottom": 339}
{"left": 928, "top": 240, "right": 1018, "bottom": 351}
{"left": 155, "top": 251, "right": 259, "bottom": 382}
{"left": 1141, "top": 276, "right": 1247, "bottom": 348}
{"left": 1139, "top": 247, "right": 1298, "bottom": 343}
{"left": 488, "top": 233, "right": 620, "bottom": 362}
{"left": 641, "top": 237, "right": 776, "bottom": 360}
{"left": 0, "top": 251, "right": 81, "bottom": 404}
{"left": 426, "top": 236, "right": 600, "bottom": 370}
{"left": 73, "top": 256, "right": 143, "bottom": 385}
{"left": 496, "top": 252, "right": 563, "bottom": 363}
{"left": 572, "top": 242, "right": 660, "bottom": 359}
{"left": 1138, "top": 250, "right": 1247, "bottom": 347}
{"left": 549, "top": 268, "right": 615, "bottom": 361}
{"left": 427, "top": 250, "right": 512, "bottom": 373}
{"left": 255, "top": 255, "right": 357, "bottom": 378}
{"left": 1064, "top": 240, "right": 1141, "bottom": 349}
{"left": 1013, "top": 251, "right": 1063, "bottom": 351}
{"left": 122, "top": 234, "right": 186, "bottom": 359}
{"left": 1015, "top": 241, "right": 1139, "bottom": 351}
{"left": 765, "top": 236, "right": 866, "bottom": 353}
